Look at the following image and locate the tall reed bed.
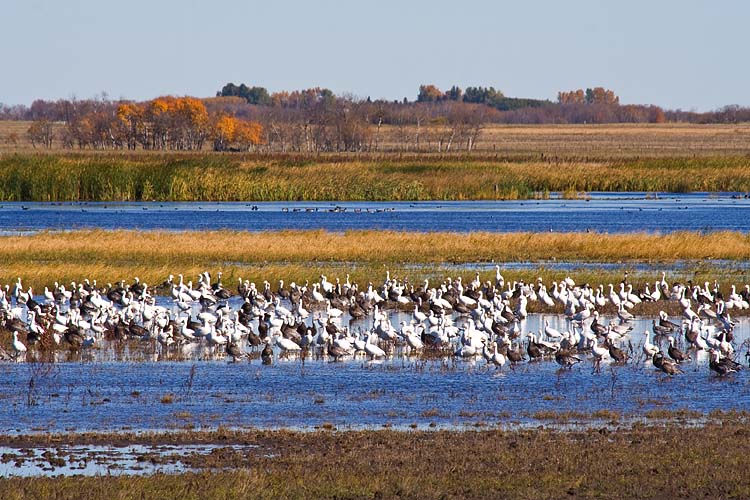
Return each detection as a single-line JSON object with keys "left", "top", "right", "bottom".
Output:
{"left": 0, "top": 153, "right": 749, "bottom": 201}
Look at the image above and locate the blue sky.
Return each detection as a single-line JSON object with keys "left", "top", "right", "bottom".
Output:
{"left": 1, "top": 0, "right": 746, "bottom": 110}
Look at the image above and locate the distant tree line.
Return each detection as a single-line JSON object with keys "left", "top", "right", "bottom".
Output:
{"left": 4, "top": 83, "right": 750, "bottom": 152}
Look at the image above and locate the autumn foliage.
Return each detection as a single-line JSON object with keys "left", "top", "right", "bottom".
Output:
{"left": 558, "top": 87, "right": 619, "bottom": 105}
{"left": 114, "top": 97, "right": 262, "bottom": 151}
{"left": 210, "top": 113, "right": 263, "bottom": 151}
{"left": 26, "top": 96, "right": 263, "bottom": 151}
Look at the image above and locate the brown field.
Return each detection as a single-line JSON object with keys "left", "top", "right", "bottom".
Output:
{"left": 4, "top": 121, "right": 750, "bottom": 158}
{"left": 2, "top": 421, "right": 750, "bottom": 499}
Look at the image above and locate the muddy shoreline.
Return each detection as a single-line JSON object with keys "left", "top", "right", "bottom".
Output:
{"left": 1, "top": 420, "right": 750, "bottom": 498}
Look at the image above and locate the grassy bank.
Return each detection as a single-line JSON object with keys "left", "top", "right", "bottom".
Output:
{"left": 1, "top": 153, "right": 750, "bottom": 201}
{"left": 1, "top": 229, "right": 749, "bottom": 294}
{"left": 2, "top": 422, "right": 750, "bottom": 498}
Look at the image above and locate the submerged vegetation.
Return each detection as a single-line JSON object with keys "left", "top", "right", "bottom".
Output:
{"left": 1, "top": 229, "right": 749, "bottom": 293}
{"left": 2, "top": 423, "right": 750, "bottom": 498}
{"left": 0, "top": 153, "right": 749, "bottom": 201}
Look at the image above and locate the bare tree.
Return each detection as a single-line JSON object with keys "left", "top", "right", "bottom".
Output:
{"left": 27, "top": 120, "right": 55, "bottom": 148}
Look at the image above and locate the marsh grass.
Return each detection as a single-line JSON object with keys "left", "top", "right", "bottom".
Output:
{"left": 2, "top": 229, "right": 749, "bottom": 292}
{"left": 0, "top": 153, "right": 749, "bottom": 201}
{"left": 2, "top": 424, "right": 750, "bottom": 498}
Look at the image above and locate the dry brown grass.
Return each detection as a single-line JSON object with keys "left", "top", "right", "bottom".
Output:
{"left": 3, "top": 423, "right": 750, "bottom": 498}
{"left": 5, "top": 229, "right": 747, "bottom": 263}
{"left": 470, "top": 123, "right": 750, "bottom": 157}
{"left": 1, "top": 229, "right": 748, "bottom": 291}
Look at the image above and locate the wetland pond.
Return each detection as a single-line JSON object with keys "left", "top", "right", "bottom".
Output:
{"left": 0, "top": 192, "right": 749, "bottom": 233}
{"left": 2, "top": 192, "right": 749, "bottom": 477}
{"left": 1, "top": 306, "right": 749, "bottom": 437}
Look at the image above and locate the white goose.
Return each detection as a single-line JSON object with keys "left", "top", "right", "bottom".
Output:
{"left": 364, "top": 333, "right": 386, "bottom": 359}
{"left": 405, "top": 330, "right": 424, "bottom": 352}
{"left": 626, "top": 284, "right": 642, "bottom": 305}
{"left": 325, "top": 300, "right": 343, "bottom": 319}
{"left": 608, "top": 284, "right": 621, "bottom": 307}
{"left": 491, "top": 343, "right": 507, "bottom": 368}
{"left": 544, "top": 320, "right": 563, "bottom": 341}
{"left": 275, "top": 334, "right": 302, "bottom": 354}
{"left": 642, "top": 330, "right": 659, "bottom": 357}
{"left": 207, "top": 324, "right": 228, "bottom": 346}
{"left": 12, "top": 331, "right": 27, "bottom": 357}
{"left": 591, "top": 337, "right": 609, "bottom": 371}
{"left": 413, "top": 303, "right": 427, "bottom": 323}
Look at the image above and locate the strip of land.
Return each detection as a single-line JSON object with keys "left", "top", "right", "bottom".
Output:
{"left": 5, "top": 122, "right": 750, "bottom": 157}
{"left": 1, "top": 421, "right": 750, "bottom": 499}
{"left": 0, "top": 230, "right": 748, "bottom": 303}
{"left": 0, "top": 151, "right": 749, "bottom": 201}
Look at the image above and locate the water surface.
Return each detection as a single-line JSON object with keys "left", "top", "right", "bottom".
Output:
{"left": 1, "top": 311, "right": 748, "bottom": 435}
{"left": 1, "top": 193, "right": 749, "bottom": 233}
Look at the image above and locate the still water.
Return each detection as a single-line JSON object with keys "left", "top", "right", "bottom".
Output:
{"left": 0, "top": 444, "right": 253, "bottom": 477}
{"left": 0, "top": 193, "right": 749, "bottom": 233}
{"left": 0, "top": 308, "right": 748, "bottom": 435}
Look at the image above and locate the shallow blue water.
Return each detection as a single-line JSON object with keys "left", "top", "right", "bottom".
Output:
{"left": 1, "top": 312, "right": 748, "bottom": 434}
{"left": 1, "top": 193, "right": 749, "bottom": 233}
{"left": 0, "top": 192, "right": 748, "bottom": 436}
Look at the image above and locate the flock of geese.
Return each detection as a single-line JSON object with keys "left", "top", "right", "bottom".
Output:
{"left": 0, "top": 268, "right": 748, "bottom": 377}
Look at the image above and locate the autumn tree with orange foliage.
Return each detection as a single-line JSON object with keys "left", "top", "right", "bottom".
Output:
{"left": 115, "top": 96, "right": 211, "bottom": 150}
{"left": 116, "top": 102, "right": 142, "bottom": 150}
{"left": 30, "top": 95, "right": 262, "bottom": 151}
{"left": 210, "top": 113, "right": 263, "bottom": 151}
{"left": 211, "top": 113, "right": 236, "bottom": 151}
{"left": 558, "top": 87, "right": 619, "bottom": 105}
{"left": 233, "top": 120, "right": 263, "bottom": 150}
{"left": 417, "top": 85, "right": 444, "bottom": 103}
{"left": 557, "top": 89, "right": 586, "bottom": 105}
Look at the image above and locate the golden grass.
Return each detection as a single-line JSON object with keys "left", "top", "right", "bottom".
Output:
{"left": 2, "top": 229, "right": 749, "bottom": 291}
{"left": 7, "top": 229, "right": 749, "bottom": 263}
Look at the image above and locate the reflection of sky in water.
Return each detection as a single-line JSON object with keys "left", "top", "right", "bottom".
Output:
{"left": 0, "top": 193, "right": 747, "bottom": 233}
{"left": 0, "top": 444, "right": 252, "bottom": 477}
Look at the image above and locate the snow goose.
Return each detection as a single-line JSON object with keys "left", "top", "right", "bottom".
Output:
{"left": 364, "top": 332, "right": 386, "bottom": 359}
{"left": 207, "top": 325, "right": 228, "bottom": 346}
{"left": 274, "top": 334, "right": 301, "bottom": 355}
{"left": 12, "top": 331, "right": 27, "bottom": 357}
{"left": 590, "top": 338, "right": 609, "bottom": 373}
{"left": 617, "top": 303, "right": 634, "bottom": 323}
{"left": 642, "top": 330, "right": 659, "bottom": 357}
{"left": 544, "top": 320, "right": 563, "bottom": 341}
{"left": 491, "top": 342, "right": 507, "bottom": 368}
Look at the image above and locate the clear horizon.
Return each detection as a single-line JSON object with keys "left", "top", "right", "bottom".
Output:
{"left": 1, "top": 0, "right": 747, "bottom": 111}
